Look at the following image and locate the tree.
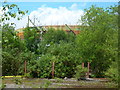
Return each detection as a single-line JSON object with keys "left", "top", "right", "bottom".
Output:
{"left": 37, "top": 28, "right": 75, "bottom": 55}
{"left": 2, "top": 24, "right": 25, "bottom": 75}
{"left": 2, "top": 2, "right": 28, "bottom": 75}
{"left": 23, "top": 27, "right": 41, "bottom": 54}
{"left": 76, "top": 5, "right": 118, "bottom": 77}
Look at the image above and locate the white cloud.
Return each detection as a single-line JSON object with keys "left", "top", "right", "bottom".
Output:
{"left": 11, "top": 15, "right": 28, "bottom": 29}
{"left": 29, "top": 4, "right": 84, "bottom": 26}
{"left": 10, "top": 3, "right": 84, "bottom": 29}
{"left": 69, "top": 3, "right": 78, "bottom": 10}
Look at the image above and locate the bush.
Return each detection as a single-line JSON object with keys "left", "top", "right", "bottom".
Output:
{"left": 75, "top": 65, "right": 88, "bottom": 80}
{"left": 31, "top": 28, "right": 79, "bottom": 78}
{"left": 105, "top": 61, "right": 118, "bottom": 82}
{"left": 37, "top": 54, "right": 53, "bottom": 78}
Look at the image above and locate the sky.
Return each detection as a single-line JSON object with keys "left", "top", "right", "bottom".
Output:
{"left": 0, "top": 1, "right": 118, "bottom": 29}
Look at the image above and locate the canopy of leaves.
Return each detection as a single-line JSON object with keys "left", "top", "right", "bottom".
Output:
{"left": 76, "top": 5, "right": 118, "bottom": 77}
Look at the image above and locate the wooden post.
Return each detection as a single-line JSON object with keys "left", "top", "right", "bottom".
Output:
{"left": 24, "top": 60, "right": 27, "bottom": 74}
{"left": 82, "top": 62, "right": 84, "bottom": 68}
{"left": 52, "top": 62, "right": 55, "bottom": 78}
{"left": 87, "top": 62, "right": 90, "bottom": 78}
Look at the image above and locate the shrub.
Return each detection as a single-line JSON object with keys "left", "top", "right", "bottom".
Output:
{"left": 105, "top": 61, "right": 118, "bottom": 82}
{"left": 75, "top": 65, "right": 88, "bottom": 80}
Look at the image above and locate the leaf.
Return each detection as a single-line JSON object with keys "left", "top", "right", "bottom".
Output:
{"left": 17, "top": 17, "right": 20, "bottom": 20}
{"left": 2, "top": 18, "right": 4, "bottom": 21}
{"left": 26, "top": 10, "right": 28, "bottom": 13}
{"left": 10, "top": 4, "right": 17, "bottom": 8}
{"left": 11, "top": 23, "right": 14, "bottom": 25}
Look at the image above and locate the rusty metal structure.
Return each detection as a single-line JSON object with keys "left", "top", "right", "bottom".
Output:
{"left": 16, "top": 25, "right": 81, "bottom": 39}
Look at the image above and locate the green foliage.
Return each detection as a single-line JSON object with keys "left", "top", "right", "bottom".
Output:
{"left": 43, "top": 80, "right": 52, "bottom": 88}
{"left": 36, "top": 54, "right": 52, "bottom": 78}
{"left": 51, "top": 42, "right": 80, "bottom": 78}
{"left": 0, "top": 83, "right": 6, "bottom": 89}
{"left": 41, "top": 30, "right": 78, "bottom": 78}
{"left": 2, "top": 3, "right": 28, "bottom": 76}
{"left": 2, "top": 52, "right": 21, "bottom": 75}
{"left": 2, "top": 3, "right": 118, "bottom": 81}
{"left": 77, "top": 5, "right": 118, "bottom": 77}
{"left": 24, "top": 28, "right": 80, "bottom": 78}
{"left": 75, "top": 65, "right": 88, "bottom": 79}
{"left": 37, "top": 28, "right": 75, "bottom": 55}
{"left": 1, "top": 2, "right": 28, "bottom": 22}
{"left": 2, "top": 25, "right": 39, "bottom": 76}
{"left": 23, "top": 73, "right": 31, "bottom": 78}
{"left": 81, "top": 5, "right": 118, "bottom": 28}
{"left": 105, "top": 60, "right": 118, "bottom": 82}
{"left": 2, "top": 24, "right": 25, "bottom": 75}
{"left": 23, "top": 27, "right": 41, "bottom": 53}
{"left": 13, "top": 78, "right": 22, "bottom": 85}
{"left": 43, "top": 28, "right": 75, "bottom": 44}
